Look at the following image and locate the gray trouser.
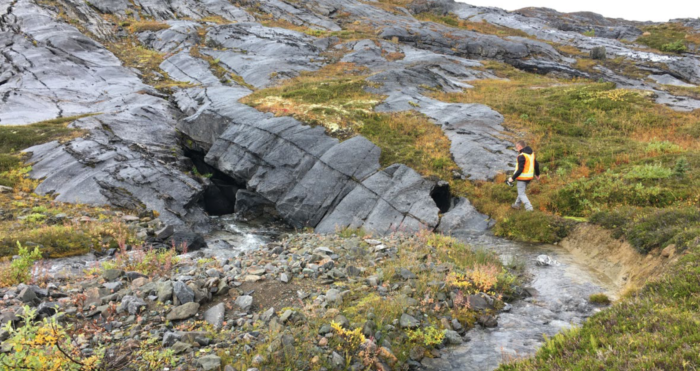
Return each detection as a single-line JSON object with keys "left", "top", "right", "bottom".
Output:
{"left": 513, "top": 180, "right": 533, "bottom": 211}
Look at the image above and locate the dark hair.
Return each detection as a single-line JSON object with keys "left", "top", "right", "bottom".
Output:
{"left": 516, "top": 140, "right": 527, "bottom": 148}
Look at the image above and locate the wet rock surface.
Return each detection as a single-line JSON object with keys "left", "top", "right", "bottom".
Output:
{"left": 423, "top": 233, "right": 610, "bottom": 371}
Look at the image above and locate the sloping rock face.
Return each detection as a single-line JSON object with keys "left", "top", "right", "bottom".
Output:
{"left": 445, "top": 0, "right": 700, "bottom": 84}
{"left": 6, "top": 0, "right": 698, "bottom": 235}
{"left": 0, "top": 0, "right": 208, "bottom": 230}
{"left": 514, "top": 7, "right": 644, "bottom": 41}
{"left": 164, "top": 23, "right": 443, "bottom": 233}
{"left": 341, "top": 39, "right": 514, "bottom": 180}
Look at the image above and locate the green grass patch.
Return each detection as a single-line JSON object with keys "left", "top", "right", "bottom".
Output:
{"left": 415, "top": 12, "right": 530, "bottom": 38}
{"left": 0, "top": 115, "right": 91, "bottom": 187}
{"left": 636, "top": 22, "right": 697, "bottom": 53}
{"left": 0, "top": 115, "right": 91, "bottom": 154}
{"left": 591, "top": 207, "right": 700, "bottom": 254}
{"left": 430, "top": 61, "right": 700, "bottom": 244}
{"left": 494, "top": 211, "right": 575, "bottom": 244}
{"left": 588, "top": 293, "right": 610, "bottom": 305}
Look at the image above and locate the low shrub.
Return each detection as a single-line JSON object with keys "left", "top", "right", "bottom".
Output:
{"left": 0, "top": 242, "right": 42, "bottom": 287}
{"left": 591, "top": 207, "right": 700, "bottom": 254}
{"left": 623, "top": 164, "right": 672, "bottom": 180}
{"left": 673, "top": 157, "right": 690, "bottom": 178}
{"left": 553, "top": 173, "right": 675, "bottom": 216}
{"left": 494, "top": 212, "right": 574, "bottom": 244}
{"left": 660, "top": 40, "right": 688, "bottom": 53}
{"left": 588, "top": 293, "right": 611, "bottom": 305}
{"left": 645, "top": 140, "right": 683, "bottom": 155}
{"left": 0, "top": 306, "right": 102, "bottom": 370}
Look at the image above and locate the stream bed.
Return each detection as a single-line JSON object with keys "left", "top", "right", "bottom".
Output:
{"left": 423, "top": 232, "right": 615, "bottom": 371}
{"left": 45, "top": 218, "right": 615, "bottom": 371}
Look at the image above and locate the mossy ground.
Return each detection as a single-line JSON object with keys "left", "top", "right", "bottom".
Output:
{"left": 414, "top": 12, "right": 530, "bottom": 38}
{"left": 636, "top": 22, "right": 700, "bottom": 54}
{"left": 0, "top": 116, "right": 138, "bottom": 260}
{"left": 431, "top": 61, "right": 700, "bottom": 246}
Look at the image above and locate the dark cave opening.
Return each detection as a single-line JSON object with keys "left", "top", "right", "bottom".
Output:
{"left": 431, "top": 180, "right": 452, "bottom": 214}
{"left": 184, "top": 145, "right": 243, "bottom": 216}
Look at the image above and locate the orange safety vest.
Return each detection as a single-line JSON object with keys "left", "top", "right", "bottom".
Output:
{"left": 515, "top": 152, "right": 535, "bottom": 181}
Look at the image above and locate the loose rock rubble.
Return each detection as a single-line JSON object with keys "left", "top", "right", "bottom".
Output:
{"left": 2, "top": 231, "right": 525, "bottom": 370}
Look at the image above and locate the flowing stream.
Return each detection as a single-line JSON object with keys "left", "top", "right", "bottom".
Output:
{"left": 423, "top": 232, "right": 616, "bottom": 371}
{"left": 45, "top": 218, "right": 615, "bottom": 371}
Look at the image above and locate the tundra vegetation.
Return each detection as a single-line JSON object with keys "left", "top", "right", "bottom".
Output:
{"left": 2, "top": 0, "right": 700, "bottom": 370}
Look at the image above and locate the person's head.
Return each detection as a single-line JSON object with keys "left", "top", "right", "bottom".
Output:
{"left": 515, "top": 140, "right": 526, "bottom": 151}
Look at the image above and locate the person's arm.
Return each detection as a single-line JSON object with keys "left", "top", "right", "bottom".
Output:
{"left": 510, "top": 154, "right": 525, "bottom": 181}
{"left": 535, "top": 159, "right": 540, "bottom": 179}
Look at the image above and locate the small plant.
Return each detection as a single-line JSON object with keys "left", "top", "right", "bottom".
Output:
{"left": 660, "top": 40, "right": 687, "bottom": 53}
{"left": 31, "top": 206, "right": 48, "bottom": 213}
{"left": 645, "top": 140, "right": 682, "bottom": 154}
{"left": 583, "top": 29, "right": 595, "bottom": 37}
{"left": 192, "top": 166, "right": 213, "bottom": 178}
{"left": 589, "top": 293, "right": 611, "bottom": 305}
{"left": 331, "top": 321, "right": 366, "bottom": 351}
{"left": 0, "top": 306, "right": 102, "bottom": 370}
{"left": 624, "top": 164, "right": 672, "bottom": 180}
{"left": 406, "top": 327, "right": 445, "bottom": 347}
{"left": 673, "top": 157, "right": 690, "bottom": 178}
{"left": 23, "top": 213, "right": 47, "bottom": 223}
{"left": 134, "top": 337, "right": 178, "bottom": 369}
{"left": 0, "top": 242, "right": 42, "bottom": 286}
{"left": 446, "top": 264, "right": 501, "bottom": 294}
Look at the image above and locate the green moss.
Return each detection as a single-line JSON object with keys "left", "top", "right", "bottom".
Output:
{"left": 636, "top": 23, "right": 693, "bottom": 53}
{"left": 588, "top": 293, "right": 610, "bottom": 305}
{"left": 0, "top": 114, "right": 91, "bottom": 187}
{"left": 414, "top": 12, "right": 530, "bottom": 38}
{"left": 0, "top": 115, "right": 91, "bottom": 154}
{"left": 494, "top": 211, "right": 575, "bottom": 244}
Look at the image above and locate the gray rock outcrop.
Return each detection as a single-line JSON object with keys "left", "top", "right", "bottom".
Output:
{"left": 5, "top": 0, "right": 698, "bottom": 238}
{"left": 0, "top": 0, "right": 208, "bottom": 231}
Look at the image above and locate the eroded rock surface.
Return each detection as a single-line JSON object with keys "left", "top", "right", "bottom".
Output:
{"left": 4, "top": 0, "right": 698, "bottom": 236}
{"left": 0, "top": 0, "right": 208, "bottom": 230}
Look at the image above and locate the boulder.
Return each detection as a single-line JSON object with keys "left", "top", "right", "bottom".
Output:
{"left": 169, "top": 232, "right": 207, "bottom": 253}
{"left": 157, "top": 281, "right": 174, "bottom": 303}
{"left": 235, "top": 295, "right": 253, "bottom": 311}
{"left": 18, "top": 288, "right": 39, "bottom": 305}
{"left": 197, "top": 355, "right": 222, "bottom": 371}
{"left": 436, "top": 197, "right": 492, "bottom": 234}
{"left": 400, "top": 313, "right": 420, "bottom": 329}
{"left": 166, "top": 302, "right": 200, "bottom": 321}
{"left": 119, "top": 296, "right": 147, "bottom": 315}
{"left": 203, "top": 303, "right": 225, "bottom": 330}
{"left": 443, "top": 330, "right": 463, "bottom": 345}
{"left": 234, "top": 189, "right": 276, "bottom": 219}
{"left": 102, "top": 269, "right": 124, "bottom": 281}
{"left": 173, "top": 281, "right": 195, "bottom": 304}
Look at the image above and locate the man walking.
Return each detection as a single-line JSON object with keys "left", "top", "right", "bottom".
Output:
{"left": 508, "top": 140, "right": 540, "bottom": 211}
